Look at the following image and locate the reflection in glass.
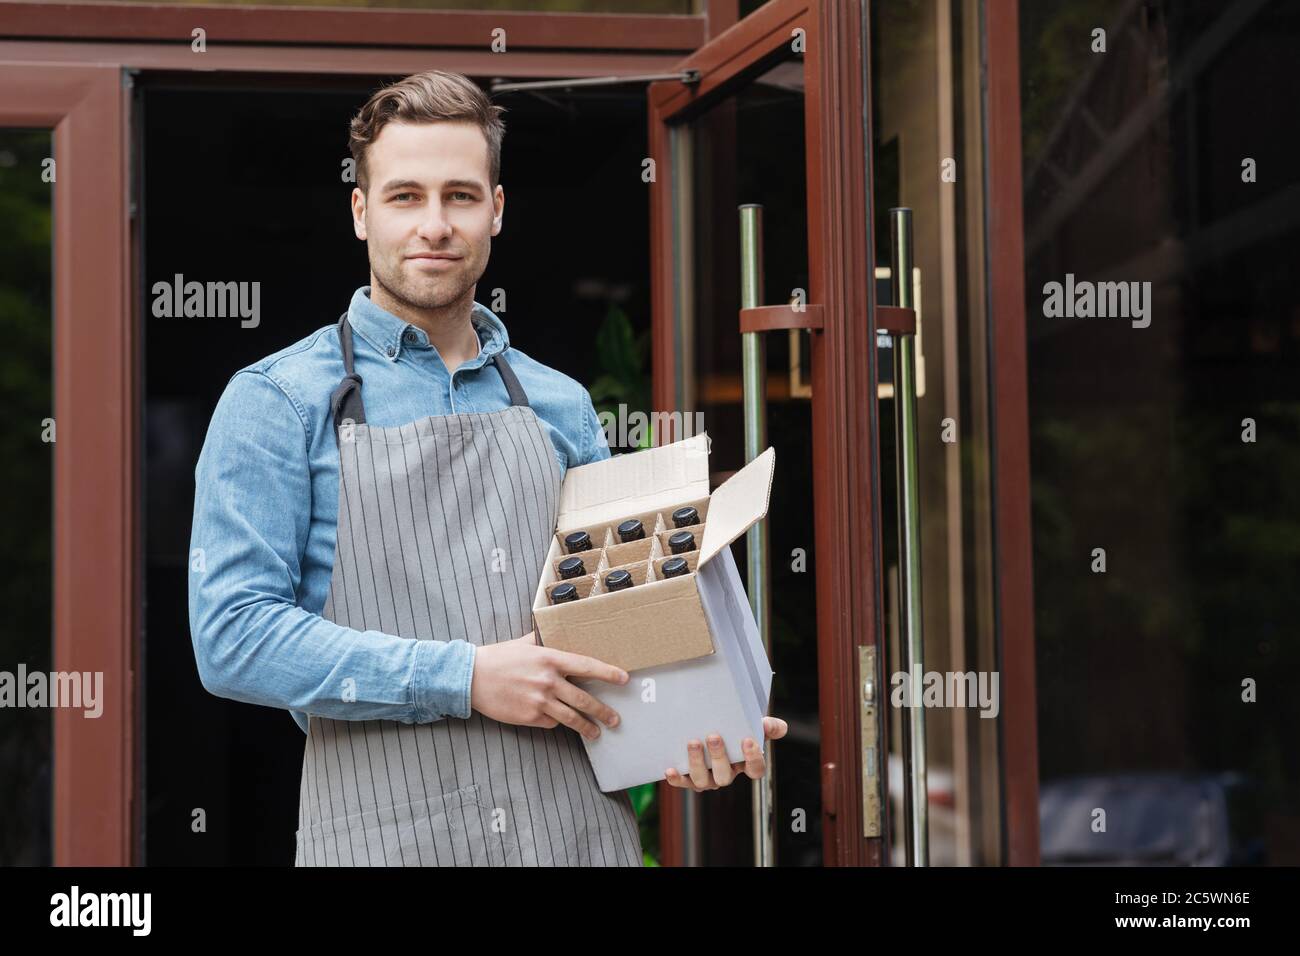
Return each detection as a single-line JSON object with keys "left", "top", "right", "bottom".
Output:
{"left": 1022, "top": 0, "right": 1298, "bottom": 864}
{"left": 871, "top": 0, "right": 1001, "bottom": 865}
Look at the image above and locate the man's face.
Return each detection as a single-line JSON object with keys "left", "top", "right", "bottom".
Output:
{"left": 351, "top": 120, "right": 503, "bottom": 311}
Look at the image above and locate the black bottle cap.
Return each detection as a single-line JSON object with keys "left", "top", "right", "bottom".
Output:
{"left": 564, "top": 530, "right": 592, "bottom": 554}
{"left": 671, "top": 506, "right": 699, "bottom": 529}
{"left": 661, "top": 557, "right": 690, "bottom": 579}
{"left": 616, "top": 519, "right": 645, "bottom": 542}
{"left": 604, "top": 568, "right": 634, "bottom": 592}
{"left": 558, "top": 556, "right": 586, "bottom": 580}
{"left": 668, "top": 530, "right": 696, "bottom": 554}
{"left": 551, "top": 582, "right": 579, "bottom": 604}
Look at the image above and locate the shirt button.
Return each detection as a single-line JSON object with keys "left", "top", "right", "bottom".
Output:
{"left": 403, "top": 330, "right": 418, "bottom": 344}
{"left": 386, "top": 345, "right": 396, "bottom": 358}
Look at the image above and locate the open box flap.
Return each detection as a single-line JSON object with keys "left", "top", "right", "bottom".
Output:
{"left": 555, "top": 432, "right": 711, "bottom": 533}
{"left": 698, "top": 447, "right": 776, "bottom": 567}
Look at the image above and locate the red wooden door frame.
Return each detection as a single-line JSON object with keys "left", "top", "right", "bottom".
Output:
{"left": 0, "top": 2, "right": 706, "bottom": 49}
{"left": 0, "top": 63, "right": 134, "bottom": 866}
{"left": 984, "top": 0, "right": 1040, "bottom": 868}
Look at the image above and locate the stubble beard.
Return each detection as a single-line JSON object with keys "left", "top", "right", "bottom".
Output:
{"left": 370, "top": 246, "right": 481, "bottom": 313}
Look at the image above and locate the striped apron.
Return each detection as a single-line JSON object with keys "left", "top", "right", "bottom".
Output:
{"left": 293, "top": 312, "right": 643, "bottom": 866}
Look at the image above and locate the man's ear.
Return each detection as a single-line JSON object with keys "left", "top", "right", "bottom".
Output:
{"left": 351, "top": 187, "right": 367, "bottom": 240}
{"left": 491, "top": 184, "right": 504, "bottom": 237}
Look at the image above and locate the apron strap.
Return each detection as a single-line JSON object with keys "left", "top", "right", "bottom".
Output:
{"left": 331, "top": 312, "right": 366, "bottom": 431}
{"left": 491, "top": 351, "right": 531, "bottom": 408}
{"left": 331, "top": 309, "right": 532, "bottom": 438}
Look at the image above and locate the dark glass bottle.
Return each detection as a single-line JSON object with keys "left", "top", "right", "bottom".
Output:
{"left": 668, "top": 530, "right": 695, "bottom": 555}
{"left": 671, "top": 506, "right": 699, "bottom": 528}
{"left": 616, "top": 518, "right": 645, "bottom": 543}
{"left": 550, "top": 582, "right": 579, "bottom": 604}
{"left": 660, "top": 557, "right": 690, "bottom": 579}
{"left": 564, "top": 530, "right": 593, "bottom": 554}
{"left": 604, "top": 568, "right": 634, "bottom": 592}
{"left": 558, "top": 556, "right": 586, "bottom": 580}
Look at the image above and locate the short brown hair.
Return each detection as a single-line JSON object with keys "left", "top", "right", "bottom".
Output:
{"left": 348, "top": 70, "right": 506, "bottom": 194}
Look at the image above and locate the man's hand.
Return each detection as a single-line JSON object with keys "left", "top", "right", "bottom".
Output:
{"left": 470, "top": 633, "right": 628, "bottom": 741}
{"left": 664, "top": 717, "right": 789, "bottom": 792}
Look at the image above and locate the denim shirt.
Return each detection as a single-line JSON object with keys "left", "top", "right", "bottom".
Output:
{"left": 188, "top": 286, "right": 611, "bottom": 734}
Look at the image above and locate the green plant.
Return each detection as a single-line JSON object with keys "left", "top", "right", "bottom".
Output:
{"left": 587, "top": 303, "right": 653, "bottom": 451}
{"left": 628, "top": 782, "right": 660, "bottom": 867}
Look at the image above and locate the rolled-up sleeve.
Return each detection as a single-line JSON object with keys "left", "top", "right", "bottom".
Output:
{"left": 187, "top": 370, "right": 475, "bottom": 728}
{"left": 579, "top": 387, "right": 612, "bottom": 465}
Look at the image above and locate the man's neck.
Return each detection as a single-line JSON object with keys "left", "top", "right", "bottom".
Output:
{"left": 369, "top": 281, "right": 482, "bottom": 375}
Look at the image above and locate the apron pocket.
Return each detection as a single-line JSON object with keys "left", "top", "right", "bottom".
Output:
{"left": 296, "top": 782, "right": 514, "bottom": 866}
{"left": 467, "top": 788, "right": 525, "bottom": 867}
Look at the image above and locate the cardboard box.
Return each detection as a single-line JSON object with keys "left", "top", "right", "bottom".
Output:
{"left": 530, "top": 432, "right": 776, "bottom": 792}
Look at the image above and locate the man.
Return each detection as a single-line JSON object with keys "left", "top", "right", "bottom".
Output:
{"left": 188, "top": 70, "right": 786, "bottom": 867}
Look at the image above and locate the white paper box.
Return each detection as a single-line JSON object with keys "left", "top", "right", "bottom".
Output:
{"left": 528, "top": 432, "right": 777, "bottom": 792}
{"left": 573, "top": 542, "right": 774, "bottom": 791}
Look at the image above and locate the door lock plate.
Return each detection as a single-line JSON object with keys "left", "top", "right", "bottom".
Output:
{"left": 860, "top": 646, "right": 882, "bottom": 838}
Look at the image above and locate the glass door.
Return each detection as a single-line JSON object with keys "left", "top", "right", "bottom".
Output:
{"left": 648, "top": 0, "right": 886, "bottom": 866}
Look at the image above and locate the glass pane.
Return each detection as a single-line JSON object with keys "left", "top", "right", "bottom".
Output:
{"left": 1021, "top": 0, "right": 1299, "bottom": 864}
{"left": 675, "top": 49, "right": 820, "bottom": 865}
{"left": 870, "top": 0, "right": 1002, "bottom": 864}
{"left": 0, "top": 129, "right": 54, "bottom": 865}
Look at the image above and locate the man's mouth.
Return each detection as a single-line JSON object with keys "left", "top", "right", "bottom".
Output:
{"left": 407, "top": 253, "right": 462, "bottom": 270}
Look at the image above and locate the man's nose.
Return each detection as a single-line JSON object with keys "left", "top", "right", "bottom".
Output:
{"left": 416, "top": 201, "right": 453, "bottom": 241}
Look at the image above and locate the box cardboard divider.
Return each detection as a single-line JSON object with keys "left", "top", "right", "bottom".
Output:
{"left": 530, "top": 432, "right": 776, "bottom": 792}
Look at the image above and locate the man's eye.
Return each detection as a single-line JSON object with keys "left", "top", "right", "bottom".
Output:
{"left": 451, "top": 192, "right": 474, "bottom": 201}
{"left": 393, "top": 192, "right": 415, "bottom": 202}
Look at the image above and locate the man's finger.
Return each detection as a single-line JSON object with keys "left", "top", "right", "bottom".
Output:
{"left": 706, "top": 734, "right": 734, "bottom": 786}
{"left": 543, "top": 700, "right": 601, "bottom": 741}
{"left": 686, "top": 740, "right": 713, "bottom": 788}
{"left": 740, "top": 738, "right": 767, "bottom": 778}
{"left": 548, "top": 648, "right": 629, "bottom": 686}
{"left": 554, "top": 679, "right": 621, "bottom": 728}
{"left": 665, "top": 768, "right": 705, "bottom": 791}
{"left": 763, "top": 716, "right": 788, "bottom": 740}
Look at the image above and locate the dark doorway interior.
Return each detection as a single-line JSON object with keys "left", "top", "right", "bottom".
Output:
{"left": 141, "top": 75, "right": 651, "bottom": 864}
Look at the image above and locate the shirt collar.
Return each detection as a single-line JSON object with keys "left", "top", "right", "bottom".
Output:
{"left": 346, "top": 285, "right": 510, "bottom": 368}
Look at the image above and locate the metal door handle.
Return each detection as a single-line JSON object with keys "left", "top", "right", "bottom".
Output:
{"left": 738, "top": 203, "right": 776, "bottom": 868}
{"left": 886, "top": 207, "right": 929, "bottom": 867}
